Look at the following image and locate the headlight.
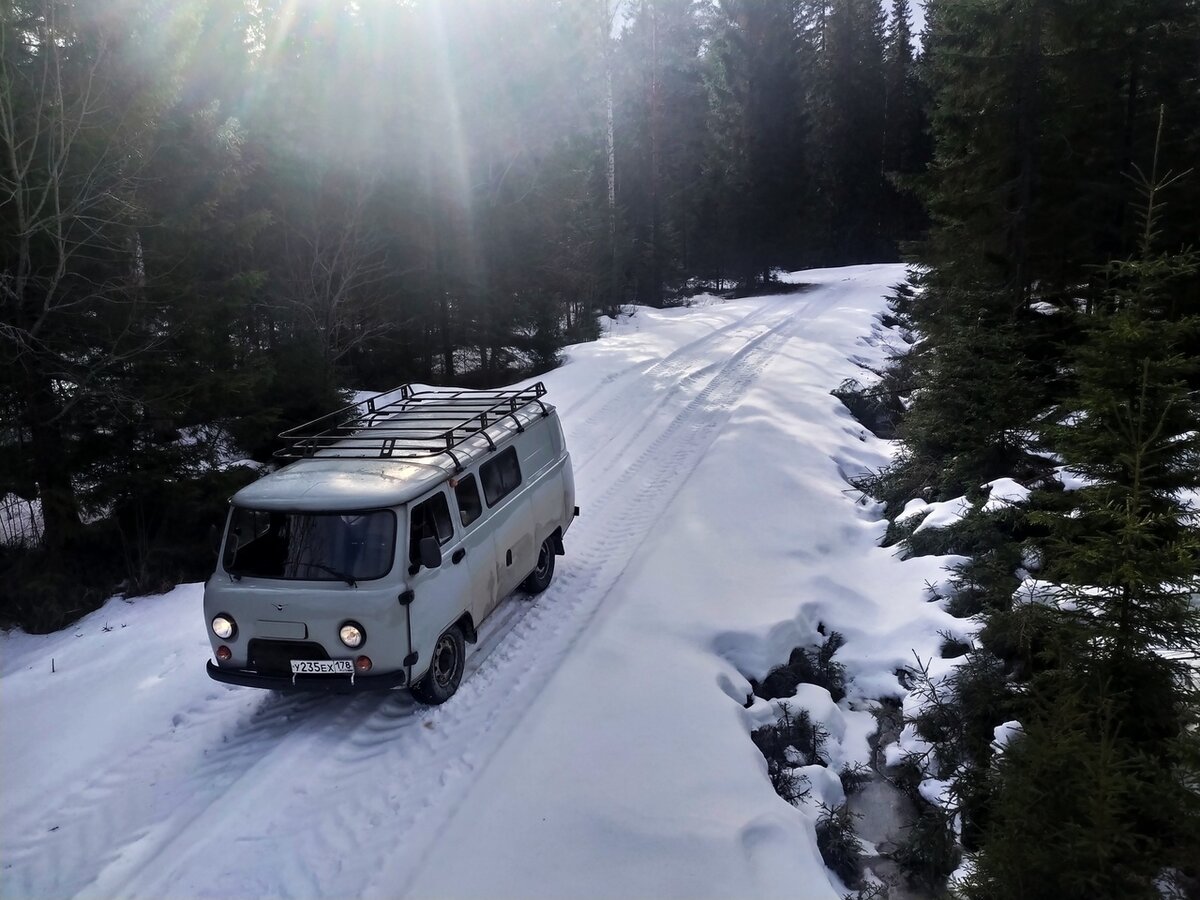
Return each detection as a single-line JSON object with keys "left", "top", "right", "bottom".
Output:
{"left": 339, "top": 621, "right": 365, "bottom": 648}
{"left": 212, "top": 614, "right": 236, "bottom": 640}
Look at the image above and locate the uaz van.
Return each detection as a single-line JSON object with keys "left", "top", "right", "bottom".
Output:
{"left": 203, "top": 383, "right": 576, "bottom": 704}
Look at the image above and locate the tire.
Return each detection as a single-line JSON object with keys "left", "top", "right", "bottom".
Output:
{"left": 411, "top": 625, "right": 465, "bottom": 705}
{"left": 520, "top": 536, "right": 556, "bottom": 595}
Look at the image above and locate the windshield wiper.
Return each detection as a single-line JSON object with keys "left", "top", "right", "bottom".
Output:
{"left": 282, "top": 560, "right": 357, "bottom": 586}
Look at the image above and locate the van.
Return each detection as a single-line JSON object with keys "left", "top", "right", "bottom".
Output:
{"left": 203, "top": 383, "right": 577, "bottom": 704}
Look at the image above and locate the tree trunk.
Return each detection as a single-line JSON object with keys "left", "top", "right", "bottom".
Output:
{"left": 648, "top": 1, "right": 663, "bottom": 307}
{"left": 602, "top": 0, "right": 619, "bottom": 313}
{"left": 24, "top": 365, "right": 80, "bottom": 550}
{"left": 1011, "top": 0, "right": 1043, "bottom": 312}
{"left": 439, "top": 290, "right": 455, "bottom": 380}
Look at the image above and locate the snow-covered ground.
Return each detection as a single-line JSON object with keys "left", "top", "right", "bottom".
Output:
{"left": 1, "top": 264, "right": 971, "bottom": 899}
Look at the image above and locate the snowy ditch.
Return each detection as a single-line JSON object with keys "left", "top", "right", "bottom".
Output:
{"left": 2, "top": 264, "right": 981, "bottom": 899}
{"left": 714, "top": 282, "right": 998, "bottom": 897}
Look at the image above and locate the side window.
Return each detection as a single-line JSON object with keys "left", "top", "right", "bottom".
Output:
{"left": 409, "top": 491, "right": 454, "bottom": 568}
{"left": 480, "top": 446, "right": 522, "bottom": 507}
{"left": 455, "top": 474, "right": 483, "bottom": 528}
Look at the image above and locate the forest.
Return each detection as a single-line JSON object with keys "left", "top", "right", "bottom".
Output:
{"left": 2, "top": 0, "right": 1199, "bottom": 895}
{"left": 2, "top": 0, "right": 928, "bottom": 628}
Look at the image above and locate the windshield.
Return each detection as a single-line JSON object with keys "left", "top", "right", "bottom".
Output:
{"left": 222, "top": 508, "right": 396, "bottom": 582}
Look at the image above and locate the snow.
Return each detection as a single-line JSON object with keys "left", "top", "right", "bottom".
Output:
{"left": 982, "top": 477, "right": 1030, "bottom": 512}
{"left": 991, "top": 720, "right": 1023, "bottom": 755}
{"left": 895, "top": 478, "right": 1030, "bottom": 539}
{"left": 1, "top": 264, "right": 974, "bottom": 898}
{"left": 898, "top": 497, "right": 930, "bottom": 520}
{"left": 0, "top": 492, "right": 42, "bottom": 547}
{"left": 908, "top": 494, "right": 972, "bottom": 533}
{"left": 1012, "top": 576, "right": 1069, "bottom": 610}
{"left": 1055, "top": 465, "right": 1095, "bottom": 492}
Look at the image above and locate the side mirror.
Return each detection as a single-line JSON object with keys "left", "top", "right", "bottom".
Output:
{"left": 419, "top": 536, "right": 443, "bottom": 569}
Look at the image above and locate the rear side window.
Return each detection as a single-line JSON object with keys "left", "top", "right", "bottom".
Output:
{"left": 455, "top": 475, "right": 483, "bottom": 527}
{"left": 480, "top": 447, "right": 522, "bottom": 506}
{"left": 409, "top": 492, "right": 454, "bottom": 567}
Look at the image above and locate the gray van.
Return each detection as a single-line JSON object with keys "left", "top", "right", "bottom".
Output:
{"left": 203, "top": 383, "right": 576, "bottom": 704}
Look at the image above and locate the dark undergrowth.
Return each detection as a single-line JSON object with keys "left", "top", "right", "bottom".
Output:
{"left": 751, "top": 630, "right": 848, "bottom": 703}
{"left": 751, "top": 702, "right": 828, "bottom": 803}
{"left": 747, "top": 631, "right": 889, "bottom": 894}
{"left": 0, "top": 467, "right": 257, "bottom": 633}
{"left": 817, "top": 802, "right": 866, "bottom": 888}
{"left": 833, "top": 378, "right": 905, "bottom": 440}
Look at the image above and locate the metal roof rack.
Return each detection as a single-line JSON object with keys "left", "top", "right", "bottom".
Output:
{"left": 275, "top": 383, "right": 550, "bottom": 471}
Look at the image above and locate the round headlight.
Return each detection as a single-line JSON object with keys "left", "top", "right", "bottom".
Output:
{"left": 339, "top": 621, "right": 365, "bottom": 648}
{"left": 212, "top": 614, "right": 236, "bottom": 640}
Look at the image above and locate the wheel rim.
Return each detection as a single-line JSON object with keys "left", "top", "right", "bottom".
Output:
{"left": 432, "top": 634, "right": 459, "bottom": 689}
{"left": 534, "top": 542, "right": 550, "bottom": 580}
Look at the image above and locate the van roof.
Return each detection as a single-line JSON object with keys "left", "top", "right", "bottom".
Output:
{"left": 232, "top": 400, "right": 554, "bottom": 512}
{"left": 232, "top": 457, "right": 453, "bottom": 511}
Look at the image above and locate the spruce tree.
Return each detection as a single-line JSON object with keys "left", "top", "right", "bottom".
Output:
{"left": 700, "top": 0, "right": 808, "bottom": 289}
{"left": 894, "top": 0, "right": 1198, "bottom": 500}
{"left": 881, "top": 0, "right": 929, "bottom": 247}
{"left": 614, "top": 0, "right": 709, "bottom": 305}
{"left": 881, "top": 2, "right": 1200, "bottom": 890}
{"left": 967, "top": 124, "right": 1200, "bottom": 900}
{"left": 809, "top": 0, "right": 890, "bottom": 264}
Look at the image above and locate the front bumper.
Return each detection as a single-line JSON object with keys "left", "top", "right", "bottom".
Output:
{"left": 206, "top": 661, "right": 409, "bottom": 692}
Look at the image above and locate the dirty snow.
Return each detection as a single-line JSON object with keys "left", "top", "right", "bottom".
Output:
{"left": 1, "top": 264, "right": 972, "bottom": 899}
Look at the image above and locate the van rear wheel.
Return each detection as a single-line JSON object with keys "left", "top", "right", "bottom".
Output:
{"left": 411, "top": 625, "right": 465, "bottom": 705}
{"left": 521, "top": 537, "right": 556, "bottom": 595}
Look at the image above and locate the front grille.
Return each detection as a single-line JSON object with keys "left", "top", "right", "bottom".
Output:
{"left": 247, "top": 639, "right": 330, "bottom": 676}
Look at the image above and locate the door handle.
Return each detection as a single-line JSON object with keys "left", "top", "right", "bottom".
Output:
{"left": 452, "top": 548, "right": 466, "bottom": 565}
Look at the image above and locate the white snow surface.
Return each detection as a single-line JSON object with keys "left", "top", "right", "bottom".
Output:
{"left": 1, "top": 264, "right": 970, "bottom": 899}
{"left": 903, "top": 494, "right": 972, "bottom": 534}
{"left": 982, "top": 477, "right": 1031, "bottom": 512}
{"left": 0, "top": 493, "right": 42, "bottom": 547}
{"left": 991, "top": 720, "right": 1023, "bottom": 755}
{"left": 1055, "top": 465, "right": 1095, "bottom": 492}
{"left": 896, "top": 477, "right": 1029, "bottom": 539}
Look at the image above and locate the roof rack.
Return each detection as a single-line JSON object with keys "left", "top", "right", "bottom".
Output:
{"left": 275, "top": 383, "right": 550, "bottom": 471}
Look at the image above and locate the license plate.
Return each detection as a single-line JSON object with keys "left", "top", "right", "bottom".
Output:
{"left": 290, "top": 659, "right": 353, "bottom": 675}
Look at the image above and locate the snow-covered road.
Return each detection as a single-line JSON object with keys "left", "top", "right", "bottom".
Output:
{"left": 1, "top": 265, "right": 970, "bottom": 899}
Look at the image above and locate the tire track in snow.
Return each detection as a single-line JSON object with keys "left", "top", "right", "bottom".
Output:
{"left": 561, "top": 296, "right": 780, "bottom": 431}
{"left": 0, "top": 687, "right": 352, "bottom": 898}
{"left": 570, "top": 305, "right": 793, "bottom": 478}
{"left": 3, "top": 290, "right": 822, "bottom": 899}
{"left": 4, "top": 542, "right": 551, "bottom": 897}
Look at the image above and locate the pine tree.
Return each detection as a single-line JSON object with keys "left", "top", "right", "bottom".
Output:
{"left": 881, "top": 3, "right": 1200, "bottom": 890}
{"left": 809, "top": 0, "right": 889, "bottom": 263}
{"left": 1042, "top": 122, "right": 1200, "bottom": 663}
{"left": 893, "top": 0, "right": 1198, "bottom": 500}
{"left": 700, "top": 0, "right": 808, "bottom": 289}
{"left": 0, "top": 0, "right": 208, "bottom": 549}
{"left": 881, "top": 0, "right": 929, "bottom": 247}
{"left": 966, "top": 120, "right": 1200, "bottom": 900}
{"left": 614, "top": 0, "right": 709, "bottom": 304}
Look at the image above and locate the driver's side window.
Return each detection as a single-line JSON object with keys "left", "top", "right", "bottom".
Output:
{"left": 409, "top": 491, "right": 454, "bottom": 569}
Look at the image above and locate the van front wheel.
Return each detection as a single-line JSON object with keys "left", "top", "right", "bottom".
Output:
{"left": 411, "top": 625, "right": 465, "bottom": 705}
{"left": 521, "top": 537, "right": 556, "bottom": 595}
